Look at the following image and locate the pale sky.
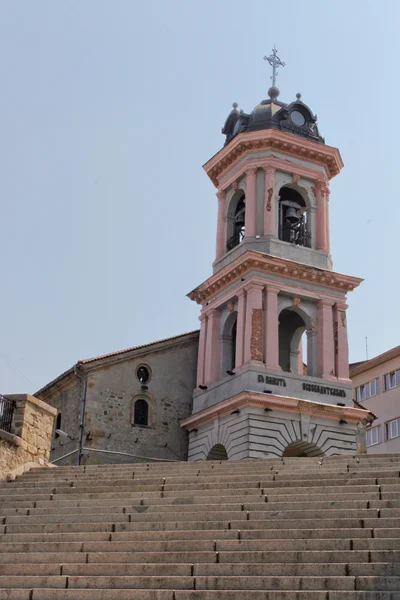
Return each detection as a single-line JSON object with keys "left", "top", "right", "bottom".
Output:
{"left": 1, "top": 0, "right": 399, "bottom": 393}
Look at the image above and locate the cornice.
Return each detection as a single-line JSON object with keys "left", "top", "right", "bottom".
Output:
{"left": 203, "top": 129, "right": 343, "bottom": 187}
{"left": 180, "top": 391, "right": 374, "bottom": 429}
{"left": 350, "top": 344, "right": 400, "bottom": 378}
{"left": 187, "top": 251, "right": 363, "bottom": 305}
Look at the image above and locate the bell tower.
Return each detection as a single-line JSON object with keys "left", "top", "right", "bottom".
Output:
{"left": 181, "top": 50, "right": 373, "bottom": 460}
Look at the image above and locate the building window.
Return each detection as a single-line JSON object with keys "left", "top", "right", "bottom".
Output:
{"left": 136, "top": 365, "right": 151, "bottom": 384}
{"left": 355, "top": 377, "right": 380, "bottom": 402}
{"left": 55, "top": 412, "right": 62, "bottom": 438}
{"left": 384, "top": 369, "right": 400, "bottom": 391}
{"left": 134, "top": 399, "right": 149, "bottom": 427}
{"left": 366, "top": 426, "right": 381, "bottom": 447}
{"left": 387, "top": 418, "right": 400, "bottom": 441}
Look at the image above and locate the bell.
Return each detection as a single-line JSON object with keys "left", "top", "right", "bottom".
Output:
{"left": 235, "top": 209, "right": 245, "bottom": 227}
{"left": 285, "top": 206, "right": 299, "bottom": 223}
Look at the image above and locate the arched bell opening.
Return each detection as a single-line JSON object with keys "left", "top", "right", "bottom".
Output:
{"left": 278, "top": 186, "right": 311, "bottom": 248}
{"left": 278, "top": 309, "right": 307, "bottom": 374}
{"left": 206, "top": 444, "right": 229, "bottom": 461}
{"left": 226, "top": 191, "right": 246, "bottom": 251}
{"left": 221, "top": 311, "right": 238, "bottom": 374}
{"left": 282, "top": 441, "right": 324, "bottom": 457}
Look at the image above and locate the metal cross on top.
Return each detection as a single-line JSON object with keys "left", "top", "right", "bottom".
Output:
{"left": 264, "top": 46, "right": 285, "bottom": 88}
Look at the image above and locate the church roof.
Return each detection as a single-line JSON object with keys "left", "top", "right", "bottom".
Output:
{"left": 222, "top": 89, "right": 324, "bottom": 147}
{"left": 35, "top": 330, "right": 199, "bottom": 398}
{"left": 79, "top": 330, "right": 199, "bottom": 365}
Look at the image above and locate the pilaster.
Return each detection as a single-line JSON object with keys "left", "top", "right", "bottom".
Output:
{"left": 196, "top": 314, "right": 207, "bottom": 387}
{"left": 263, "top": 166, "right": 275, "bottom": 237}
{"left": 264, "top": 286, "right": 281, "bottom": 370}
{"left": 325, "top": 186, "right": 331, "bottom": 255}
{"left": 204, "top": 308, "right": 221, "bottom": 385}
{"left": 235, "top": 289, "right": 246, "bottom": 369}
{"left": 244, "top": 167, "right": 257, "bottom": 238}
{"left": 335, "top": 302, "right": 350, "bottom": 381}
{"left": 315, "top": 179, "right": 328, "bottom": 252}
{"left": 243, "top": 282, "right": 264, "bottom": 364}
{"left": 215, "top": 190, "right": 226, "bottom": 259}
{"left": 317, "top": 299, "right": 335, "bottom": 380}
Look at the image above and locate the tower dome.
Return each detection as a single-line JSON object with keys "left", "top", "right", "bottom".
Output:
{"left": 222, "top": 92, "right": 324, "bottom": 146}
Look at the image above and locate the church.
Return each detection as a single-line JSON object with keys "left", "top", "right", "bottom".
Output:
{"left": 36, "top": 51, "right": 374, "bottom": 465}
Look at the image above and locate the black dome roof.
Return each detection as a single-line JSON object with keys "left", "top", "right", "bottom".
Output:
{"left": 222, "top": 90, "right": 324, "bottom": 147}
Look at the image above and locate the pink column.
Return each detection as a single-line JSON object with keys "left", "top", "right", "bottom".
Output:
{"left": 317, "top": 299, "right": 335, "bottom": 380}
{"left": 244, "top": 167, "right": 257, "bottom": 238}
{"left": 196, "top": 313, "right": 207, "bottom": 387}
{"left": 264, "top": 286, "right": 281, "bottom": 371}
{"left": 204, "top": 308, "right": 221, "bottom": 385}
{"left": 315, "top": 179, "right": 328, "bottom": 251}
{"left": 335, "top": 302, "right": 350, "bottom": 381}
{"left": 235, "top": 289, "right": 246, "bottom": 369}
{"left": 215, "top": 190, "right": 226, "bottom": 260}
{"left": 243, "top": 282, "right": 264, "bottom": 364}
{"left": 325, "top": 186, "right": 331, "bottom": 255}
{"left": 263, "top": 166, "right": 275, "bottom": 236}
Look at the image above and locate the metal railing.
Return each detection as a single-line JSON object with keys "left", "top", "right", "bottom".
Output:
{"left": 0, "top": 395, "right": 15, "bottom": 433}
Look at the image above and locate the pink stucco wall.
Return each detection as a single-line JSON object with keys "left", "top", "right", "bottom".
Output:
{"left": 351, "top": 352, "right": 400, "bottom": 454}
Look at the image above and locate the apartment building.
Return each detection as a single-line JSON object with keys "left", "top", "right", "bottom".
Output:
{"left": 351, "top": 346, "right": 400, "bottom": 453}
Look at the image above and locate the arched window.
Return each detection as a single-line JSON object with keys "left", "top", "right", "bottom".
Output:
{"left": 55, "top": 412, "right": 62, "bottom": 438}
{"left": 278, "top": 187, "right": 310, "bottom": 247}
{"left": 278, "top": 309, "right": 307, "bottom": 373}
{"left": 134, "top": 399, "right": 149, "bottom": 427}
{"left": 207, "top": 444, "right": 228, "bottom": 460}
{"left": 227, "top": 193, "right": 245, "bottom": 251}
{"left": 221, "top": 311, "right": 238, "bottom": 374}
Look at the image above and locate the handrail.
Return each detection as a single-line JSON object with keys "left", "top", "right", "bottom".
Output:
{"left": 0, "top": 394, "right": 15, "bottom": 434}
{"left": 51, "top": 447, "right": 179, "bottom": 464}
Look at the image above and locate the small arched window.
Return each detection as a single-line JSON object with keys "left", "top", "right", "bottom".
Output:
{"left": 55, "top": 412, "right": 62, "bottom": 438}
{"left": 134, "top": 399, "right": 149, "bottom": 427}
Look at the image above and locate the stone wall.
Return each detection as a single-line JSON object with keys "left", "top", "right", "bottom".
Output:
{"left": 0, "top": 394, "right": 57, "bottom": 479}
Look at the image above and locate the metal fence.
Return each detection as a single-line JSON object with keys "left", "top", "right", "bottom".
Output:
{"left": 0, "top": 395, "right": 14, "bottom": 433}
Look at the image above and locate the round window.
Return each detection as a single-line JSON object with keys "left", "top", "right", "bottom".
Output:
{"left": 291, "top": 110, "right": 306, "bottom": 127}
{"left": 136, "top": 365, "right": 150, "bottom": 383}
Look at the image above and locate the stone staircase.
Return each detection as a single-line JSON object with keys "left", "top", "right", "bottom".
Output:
{"left": 2, "top": 455, "right": 400, "bottom": 599}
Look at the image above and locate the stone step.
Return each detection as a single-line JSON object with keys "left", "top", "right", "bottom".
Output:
{"left": 4, "top": 477, "right": 395, "bottom": 495}
{"left": 0, "top": 574, "right": 372, "bottom": 590}
{"left": 1, "top": 498, "right": 379, "bottom": 518}
{"left": 2, "top": 507, "right": 382, "bottom": 526}
{"left": 3, "top": 573, "right": 400, "bottom": 591}
{"left": 15, "top": 589, "right": 400, "bottom": 600}
{"left": 0, "top": 537, "right": 377, "bottom": 554}
{"left": 0, "top": 489, "right": 384, "bottom": 511}
{"left": 10, "top": 469, "right": 400, "bottom": 487}
{"left": 2, "top": 562, "right": 400, "bottom": 578}
{"left": 0, "top": 527, "right": 379, "bottom": 544}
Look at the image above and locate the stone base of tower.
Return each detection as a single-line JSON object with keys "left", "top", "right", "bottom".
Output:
{"left": 181, "top": 391, "right": 372, "bottom": 461}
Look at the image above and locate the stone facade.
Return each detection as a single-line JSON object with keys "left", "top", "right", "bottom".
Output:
{"left": 36, "top": 331, "right": 199, "bottom": 465}
{"left": 0, "top": 394, "right": 56, "bottom": 479}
